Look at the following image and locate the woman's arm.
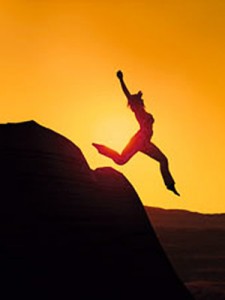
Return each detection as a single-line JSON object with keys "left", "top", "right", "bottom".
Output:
{"left": 116, "top": 71, "right": 131, "bottom": 100}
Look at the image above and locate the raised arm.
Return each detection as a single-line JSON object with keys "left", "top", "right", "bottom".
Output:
{"left": 116, "top": 70, "right": 131, "bottom": 100}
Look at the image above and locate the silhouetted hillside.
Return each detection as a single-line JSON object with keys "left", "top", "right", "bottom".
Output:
{"left": 0, "top": 121, "right": 193, "bottom": 300}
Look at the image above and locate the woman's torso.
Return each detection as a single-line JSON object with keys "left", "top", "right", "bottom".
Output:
{"left": 134, "top": 110, "right": 154, "bottom": 139}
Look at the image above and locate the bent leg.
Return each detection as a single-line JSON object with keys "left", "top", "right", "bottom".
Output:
{"left": 92, "top": 143, "right": 124, "bottom": 164}
{"left": 92, "top": 133, "right": 142, "bottom": 165}
{"left": 141, "top": 142, "right": 175, "bottom": 188}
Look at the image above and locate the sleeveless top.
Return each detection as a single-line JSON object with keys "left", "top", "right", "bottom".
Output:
{"left": 134, "top": 110, "right": 154, "bottom": 138}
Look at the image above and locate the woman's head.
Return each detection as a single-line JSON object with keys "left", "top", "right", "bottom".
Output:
{"left": 128, "top": 91, "right": 145, "bottom": 111}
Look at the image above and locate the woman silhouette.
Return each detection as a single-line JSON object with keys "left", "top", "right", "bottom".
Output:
{"left": 93, "top": 71, "right": 180, "bottom": 196}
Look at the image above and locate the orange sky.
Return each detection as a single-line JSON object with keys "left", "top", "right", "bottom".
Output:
{"left": 1, "top": 0, "right": 225, "bottom": 213}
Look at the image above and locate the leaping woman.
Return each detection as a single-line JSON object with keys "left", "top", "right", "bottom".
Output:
{"left": 93, "top": 70, "right": 180, "bottom": 196}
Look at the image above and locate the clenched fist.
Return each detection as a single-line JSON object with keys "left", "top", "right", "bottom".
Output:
{"left": 116, "top": 70, "right": 123, "bottom": 80}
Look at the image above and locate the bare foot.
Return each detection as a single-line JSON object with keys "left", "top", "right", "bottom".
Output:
{"left": 167, "top": 184, "right": 180, "bottom": 196}
{"left": 92, "top": 143, "right": 106, "bottom": 155}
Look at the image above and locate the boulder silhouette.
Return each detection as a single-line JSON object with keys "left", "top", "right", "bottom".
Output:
{"left": 0, "top": 121, "right": 194, "bottom": 299}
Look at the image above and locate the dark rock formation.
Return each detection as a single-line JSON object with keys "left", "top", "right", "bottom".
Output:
{"left": 0, "top": 121, "right": 194, "bottom": 299}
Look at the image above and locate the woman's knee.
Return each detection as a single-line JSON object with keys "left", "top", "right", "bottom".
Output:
{"left": 152, "top": 152, "right": 168, "bottom": 165}
{"left": 114, "top": 157, "right": 127, "bottom": 165}
{"left": 160, "top": 155, "right": 168, "bottom": 166}
{"left": 114, "top": 154, "right": 129, "bottom": 165}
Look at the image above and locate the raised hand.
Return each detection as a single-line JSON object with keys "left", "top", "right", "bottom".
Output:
{"left": 116, "top": 70, "right": 123, "bottom": 80}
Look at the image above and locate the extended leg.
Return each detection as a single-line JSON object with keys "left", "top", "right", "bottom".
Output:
{"left": 141, "top": 142, "right": 180, "bottom": 196}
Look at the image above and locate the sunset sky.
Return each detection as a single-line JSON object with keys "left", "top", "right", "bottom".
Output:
{"left": 1, "top": 0, "right": 225, "bottom": 213}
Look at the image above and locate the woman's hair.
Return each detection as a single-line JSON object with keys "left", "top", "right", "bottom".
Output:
{"left": 128, "top": 91, "right": 145, "bottom": 109}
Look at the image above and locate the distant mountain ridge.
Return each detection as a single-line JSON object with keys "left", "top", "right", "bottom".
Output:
{"left": 145, "top": 206, "right": 225, "bottom": 229}
{"left": 145, "top": 206, "right": 225, "bottom": 300}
